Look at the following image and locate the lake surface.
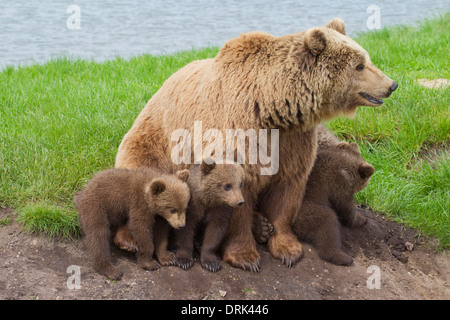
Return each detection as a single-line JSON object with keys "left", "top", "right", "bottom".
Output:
{"left": 0, "top": 0, "right": 448, "bottom": 68}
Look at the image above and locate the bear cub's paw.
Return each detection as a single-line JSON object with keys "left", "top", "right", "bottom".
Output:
{"left": 201, "top": 253, "right": 222, "bottom": 273}
{"left": 158, "top": 251, "right": 177, "bottom": 266}
{"left": 352, "top": 209, "right": 368, "bottom": 228}
{"left": 175, "top": 251, "right": 195, "bottom": 270}
{"left": 320, "top": 250, "right": 353, "bottom": 266}
{"left": 99, "top": 265, "right": 123, "bottom": 281}
{"left": 138, "top": 258, "right": 161, "bottom": 271}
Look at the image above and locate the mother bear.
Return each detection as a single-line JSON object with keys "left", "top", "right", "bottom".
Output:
{"left": 115, "top": 18, "right": 397, "bottom": 271}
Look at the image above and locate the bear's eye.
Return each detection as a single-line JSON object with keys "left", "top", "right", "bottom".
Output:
{"left": 224, "top": 184, "right": 232, "bottom": 191}
{"left": 356, "top": 64, "right": 364, "bottom": 71}
{"left": 170, "top": 208, "right": 177, "bottom": 214}
{"left": 240, "top": 182, "right": 243, "bottom": 188}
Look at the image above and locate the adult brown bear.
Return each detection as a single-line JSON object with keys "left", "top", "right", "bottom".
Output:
{"left": 115, "top": 18, "right": 397, "bottom": 271}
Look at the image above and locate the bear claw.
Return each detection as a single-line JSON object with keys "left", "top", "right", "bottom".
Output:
{"left": 201, "top": 261, "right": 221, "bottom": 273}
{"left": 175, "top": 257, "right": 195, "bottom": 270}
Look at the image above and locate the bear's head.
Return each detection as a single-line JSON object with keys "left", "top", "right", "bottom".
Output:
{"left": 195, "top": 161, "right": 246, "bottom": 209}
{"left": 298, "top": 18, "right": 398, "bottom": 119}
{"left": 218, "top": 18, "right": 397, "bottom": 129}
{"left": 331, "top": 142, "right": 375, "bottom": 194}
{"left": 144, "top": 169, "right": 191, "bottom": 229}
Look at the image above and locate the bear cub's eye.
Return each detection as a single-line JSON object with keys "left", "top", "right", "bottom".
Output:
{"left": 170, "top": 208, "right": 177, "bottom": 214}
{"left": 224, "top": 184, "right": 232, "bottom": 191}
{"left": 356, "top": 64, "right": 364, "bottom": 71}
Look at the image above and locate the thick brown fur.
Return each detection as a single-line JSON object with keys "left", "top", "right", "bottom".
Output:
{"left": 74, "top": 168, "right": 190, "bottom": 280}
{"left": 174, "top": 161, "right": 245, "bottom": 272}
{"left": 114, "top": 162, "right": 246, "bottom": 272}
{"left": 292, "top": 141, "right": 374, "bottom": 265}
{"left": 254, "top": 128, "right": 374, "bottom": 265}
{"left": 114, "top": 18, "right": 396, "bottom": 270}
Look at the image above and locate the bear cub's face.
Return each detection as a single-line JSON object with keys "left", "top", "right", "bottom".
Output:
{"left": 145, "top": 169, "right": 191, "bottom": 229}
{"left": 198, "top": 161, "right": 246, "bottom": 208}
{"left": 334, "top": 142, "right": 375, "bottom": 194}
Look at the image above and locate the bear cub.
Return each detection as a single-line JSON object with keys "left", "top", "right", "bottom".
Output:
{"left": 174, "top": 161, "right": 245, "bottom": 272}
{"left": 113, "top": 161, "right": 246, "bottom": 273}
{"left": 254, "top": 141, "right": 374, "bottom": 266}
{"left": 74, "top": 167, "right": 190, "bottom": 280}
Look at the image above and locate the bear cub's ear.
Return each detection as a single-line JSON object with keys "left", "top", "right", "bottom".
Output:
{"left": 337, "top": 141, "right": 361, "bottom": 154}
{"left": 149, "top": 179, "right": 166, "bottom": 196}
{"left": 304, "top": 27, "right": 327, "bottom": 56}
{"left": 200, "top": 161, "right": 216, "bottom": 175}
{"left": 176, "top": 169, "right": 190, "bottom": 183}
{"left": 325, "top": 17, "right": 346, "bottom": 35}
{"left": 358, "top": 163, "right": 375, "bottom": 179}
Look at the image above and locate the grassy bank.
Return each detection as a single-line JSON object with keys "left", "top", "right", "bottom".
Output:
{"left": 1, "top": 14, "right": 449, "bottom": 247}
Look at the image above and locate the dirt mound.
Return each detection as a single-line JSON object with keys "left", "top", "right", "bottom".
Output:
{"left": 0, "top": 206, "right": 448, "bottom": 300}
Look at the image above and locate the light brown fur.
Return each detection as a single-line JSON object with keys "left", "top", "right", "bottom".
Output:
{"left": 74, "top": 168, "right": 190, "bottom": 280}
{"left": 115, "top": 18, "right": 397, "bottom": 270}
{"left": 114, "top": 162, "right": 246, "bottom": 272}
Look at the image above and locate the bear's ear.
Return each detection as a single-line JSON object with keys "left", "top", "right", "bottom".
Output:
{"left": 325, "top": 18, "right": 346, "bottom": 35}
{"left": 337, "top": 141, "right": 361, "bottom": 154}
{"left": 358, "top": 163, "right": 374, "bottom": 179}
{"left": 149, "top": 179, "right": 166, "bottom": 196}
{"left": 175, "top": 169, "right": 190, "bottom": 183}
{"left": 200, "top": 161, "right": 216, "bottom": 175}
{"left": 348, "top": 142, "right": 361, "bottom": 154}
{"left": 304, "top": 28, "right": 327, "bottom": 56}
{"left": 337, "top": 141, "right": 350, "bottom": 149}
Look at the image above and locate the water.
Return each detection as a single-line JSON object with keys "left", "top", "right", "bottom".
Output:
{"left": 0, "top": 0, "right": 448, "bottom": 68}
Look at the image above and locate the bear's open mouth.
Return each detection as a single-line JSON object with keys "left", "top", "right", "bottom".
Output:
{"left": 359, "top": 92, "right": 383, "bottom": 105}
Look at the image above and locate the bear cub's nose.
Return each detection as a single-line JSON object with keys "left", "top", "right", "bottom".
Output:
{"left": 389, "top": 81, "right": 398, "bottom": 93}
{"left": 237, "top": 200, "right": 245, "bottom": 207}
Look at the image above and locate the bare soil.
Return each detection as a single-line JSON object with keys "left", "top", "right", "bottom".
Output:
{"left": 0, "top": 206, "right": 448, "bottom": 300}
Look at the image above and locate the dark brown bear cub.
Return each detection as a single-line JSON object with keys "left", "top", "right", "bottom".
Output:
{"left": 74, "top": 167, "right": 190, "bottom": 280}
{"left": 292, "top": 142, "right": 374, "bottom": 265}
{"left": 174, "top": 161, "right": 245, "bottom": 272}
{"left": 254, "top": 141, "right": 374, "bottom": 266}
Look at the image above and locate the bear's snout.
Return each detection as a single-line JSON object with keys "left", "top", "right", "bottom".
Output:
{"left": 389, "top": 81, "right": 398, "bottom": 93}
{"left": 237, "top": 199, "right": 245, "bottom": 207}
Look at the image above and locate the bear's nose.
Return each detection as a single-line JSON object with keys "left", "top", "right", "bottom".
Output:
{"left": 389, "top": 81, "right": 398, "bottom": 93}
{"left": 237, "top": 200, "right": 245, "bottom": 207}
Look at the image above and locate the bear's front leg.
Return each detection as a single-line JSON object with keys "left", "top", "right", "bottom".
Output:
{"left": 174, "top": 207, "right": 201, "bottom": 270}
{"left": 222, "top": 189, "right": 261, "bottom": 272}
{"left": 200, "top": 206, "right": 233, "bottom": 272}
{"left": 128, "top": 214, "right": 160, "bottom": 271}
{"left": 332, "top": 197, "right": 367, "bottom": 228}
{"left": 153, "top": 217, "right": 176, "bottom": 266}
{"left": 260, "top": 179, "right": 306, "bottom": 267}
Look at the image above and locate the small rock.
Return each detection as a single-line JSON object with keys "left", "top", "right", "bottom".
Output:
{"left": 219, "top": 290, "right": 227, "bottom": 297}
{"left": 405, "top": 241, "right": 414, "bottom": 252}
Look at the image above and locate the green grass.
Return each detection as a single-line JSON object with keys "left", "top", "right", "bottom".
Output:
{"left": 1, "top": 14, "right": 448, "bottom": 247}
